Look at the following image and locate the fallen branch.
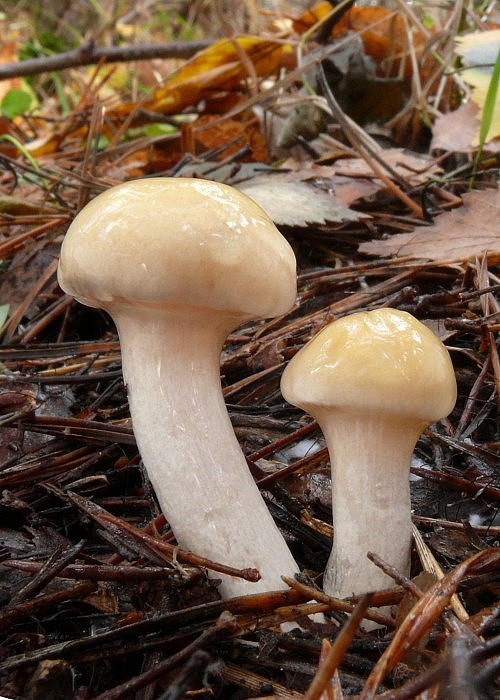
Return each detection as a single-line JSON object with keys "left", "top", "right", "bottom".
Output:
{"left": 0, "top": 39, "right": 211, "bottom": 80}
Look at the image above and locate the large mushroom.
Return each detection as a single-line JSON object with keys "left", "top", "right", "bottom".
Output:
{"left": 281, "top": 308, "right": 456, "bottom": 602}
{"left": 58, "top": 177, "right": 300, "bottom": 597}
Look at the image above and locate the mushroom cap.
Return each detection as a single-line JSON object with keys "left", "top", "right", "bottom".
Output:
{"left": 58, "top": 178, "right": 296, "bottom": 320}
{"left": 281, "top": 308, "right": 456, "bottom": 423}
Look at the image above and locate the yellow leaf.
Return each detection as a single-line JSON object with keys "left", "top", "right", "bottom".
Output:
{"left": 455, "top": 29, "right": 500, "bottom": 145}
{"left": 145, "top": 35, "right": 291, "bottom": 114}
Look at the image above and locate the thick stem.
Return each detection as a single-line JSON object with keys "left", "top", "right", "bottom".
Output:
{"left": 113, "top": 306, "right": 299, "bottom": 598}
{"left": 319, "top": 411, "right": 423, "bottom": 600}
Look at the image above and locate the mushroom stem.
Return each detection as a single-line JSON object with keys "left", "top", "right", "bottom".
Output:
{"left": 114, "top": 305, "right": 299, "bottom": 598}
{"left": 320, "top": 412, "right": 422, "bottom": 598}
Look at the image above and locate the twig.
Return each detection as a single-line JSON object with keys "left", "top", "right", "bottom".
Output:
{"left": 0, "top": 40, "right": 211, "bottom": 80}
{"left": 317, "top": 63, "right": 425, "bottom": 218}
{"left": 304, "top": 595, "right": 373, "bottom": 700}
{"left": 156, "top": 649, "right": 212, "bottom": 700}
{"left": 221, "top": 661, "right": 303, "bottom": 699}
{"left": 0, "top": 582, "right": 95, "bottom": 634}
{"left": 4, "top": 559, "right": 182, "bottom": 582}
{"left": 49, "top": 486, "right": 261, "bottom": 583}
{"left": 8, "top": 540, "right": 86, "bottom": 605}
{"left": 92, "top": 610, "right": 240, "bottom": 700}
{"left": 0, "top": 589, "right": 307, "bottom": 674}
{"left": 412, "top": 525, "right": 470, "bottom": 622}
{"left": 282, "top": 576, "right": 394, "bottom": 628}
{"left": 359, "top": 548, "right": 500, "bottom": 699}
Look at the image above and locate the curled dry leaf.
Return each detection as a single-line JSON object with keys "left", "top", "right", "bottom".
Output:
{"left": 359, "top": 186, "right": 500, "bottom": 262}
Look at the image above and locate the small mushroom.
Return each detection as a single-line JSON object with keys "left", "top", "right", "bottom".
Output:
{"left": 280, "top": 308, "right": 456, "bottom": 601}
{"left": 58, "top": 177, "right": 300, "bottom": 597}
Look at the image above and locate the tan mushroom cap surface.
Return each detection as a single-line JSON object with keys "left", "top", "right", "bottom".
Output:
{"left": 58, "top": 177, "right": 296, "bottom": 320}
{"left": 281, "top": 308, "right": 457, "bottom": 423}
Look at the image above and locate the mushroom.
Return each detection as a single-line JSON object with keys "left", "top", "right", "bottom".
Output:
{"left": 57, "top": 177, "right": 300, "bottom": 597}
{"left": 280, "top": 308, "right": 456, "bottom": 601}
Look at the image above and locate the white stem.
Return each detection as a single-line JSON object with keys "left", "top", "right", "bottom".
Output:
{"left": 319, "top": 411, "right": 423, "bottom": 599}
{"left": 112, "top": 306, "right": 299, "bottom": 598}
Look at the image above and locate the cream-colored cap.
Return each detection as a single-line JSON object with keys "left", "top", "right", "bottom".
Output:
{"left": 58, "top": 178, "right": 296, "bottom": 319}
{"left": 281, "top": 308, "right": 456, "bottom": 422}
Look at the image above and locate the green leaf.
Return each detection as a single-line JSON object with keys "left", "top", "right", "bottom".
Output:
{"left": 145, "top": 123, "right": 177, "bottom": 137}
{"left": 1, "top": 88, "right": 33, "bottom": 119}
{"left": 478, "top": 48, "right": 500, "bottom": 149}
{"left": 38, "top": 29, "right": 73, "bottom": 53}
{"left": 19, "top": 40, "right": 42, "bottom": 61}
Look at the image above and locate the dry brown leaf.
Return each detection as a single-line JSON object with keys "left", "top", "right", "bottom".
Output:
{"left": 84, "top": 586, "right": 119, "bottom": 613}
{"left": 278, "top": 160, "right": 383, "bottom": 204}
{"left": 359, "top": 186, "right": 500, "bottom": 262}
{"left": 432, "top": 101, "right": 500, "bottom": 153}
{"left": 293, "top": 3, "right": 430, "bottom": 85}
{"left": 190, "top": 113, "right": 269, "bottom": 162}
{"left": 333, "top": 148, "right": 441, "bottom": 185}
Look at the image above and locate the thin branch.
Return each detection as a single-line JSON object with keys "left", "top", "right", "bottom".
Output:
{"left": 0, "top": 39, "right": 212, "bottom": 81}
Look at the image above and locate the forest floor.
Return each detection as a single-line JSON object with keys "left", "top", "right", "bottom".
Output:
{"left": 0, "top": 2, "right": 498, "bottom": 698}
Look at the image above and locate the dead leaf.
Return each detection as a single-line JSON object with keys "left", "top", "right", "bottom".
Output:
{"left": 143, "top": 36, "right": 291, "bottom": 115}
{"left": 391, "top": 571, "right": 437, "bottom": 670}
{"left": 23, "top": 659, "right": 73, "bottom": 700}
{"left": 236, "top": 174, "right": 364, "bottom": 226}
{"left": 293, "top": 3, "right": 430, "bottom": 85}
{"left": 84, "top": 585, "right": 119, "bottom": 613}
{"left": 189, "top": 112, "right": 269, "bottom": 162}
{"left": 333, "top": 148, "right": 442, "bottom": 186}
{"left": 431, "top": 100, "right": 500, "bottom": 153}
{"left": 0, "top": 194, "right": 62, "bottom": 215}
{"left": 0, "top": 43, "right": 23, "bottom": 101}
{"left": 359, "top": 186, "right": 500, "bottom": 262}
{"left": 277, "top": 160, "right": 383, "bottom": 205}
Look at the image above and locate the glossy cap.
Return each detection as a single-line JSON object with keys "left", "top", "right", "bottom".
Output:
{"left": 281, "top": 308, "right": 456, "bottom": 423}
{"left": 58, "top": 178, "right": 296, "bottom": 320}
